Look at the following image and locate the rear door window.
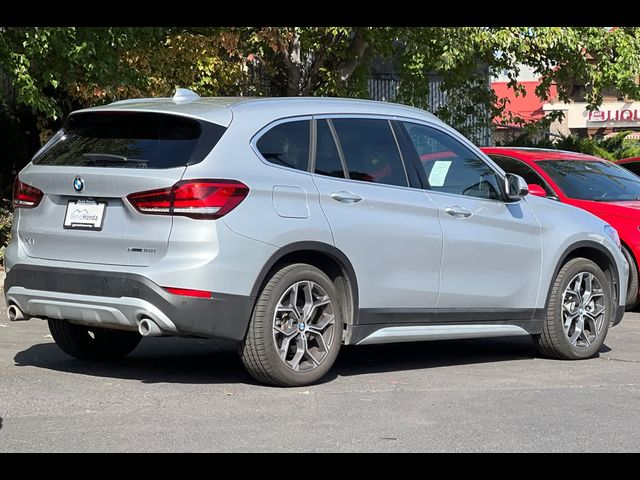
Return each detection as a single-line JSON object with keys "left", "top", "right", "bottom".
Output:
{"left": 331, "top": 118, "right": 408, "bottom": 187}
{"left": 314, "top": 120, "right": 345, "bottom": 178}
{"left": 33, "top": 112, "right": 226, "bottom": 169}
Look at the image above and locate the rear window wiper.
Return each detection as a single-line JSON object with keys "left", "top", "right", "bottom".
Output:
{"left": 82, "top": 153, "right": 150, "bottom": 167}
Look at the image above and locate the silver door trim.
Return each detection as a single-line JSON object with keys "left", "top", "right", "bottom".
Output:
{"left": 357, "top": 324, "right": 529, "bottom": 345}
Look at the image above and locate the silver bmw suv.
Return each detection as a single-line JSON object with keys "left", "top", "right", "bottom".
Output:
{"left": 4, "top": 91, "right": 628, "bottom": 386}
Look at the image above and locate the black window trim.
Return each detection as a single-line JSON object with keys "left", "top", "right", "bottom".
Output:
{"left": 391, "top": 120, "right": 430, "bottom": 189}
{"left": 309, "top": 118, "right": 349, "bottom": 179}
{"left": 309, "top": 117, "right": 349, "bottom": 180}
{"left": 326, "top": 119, "right": 350, "bottom": 178}
{"left": 250, "top": 115, "right": 314, "bottom": 175}
{"left": 387, "top": 119, "right": 411, "bottom": 187}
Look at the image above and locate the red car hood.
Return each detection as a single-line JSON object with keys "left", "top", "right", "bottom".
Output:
{"left": 579, "top": 199, "right": 640, "bottom": 217}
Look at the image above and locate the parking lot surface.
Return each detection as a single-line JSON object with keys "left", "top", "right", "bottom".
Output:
{"left": 1, "top": 289, "right": 639, "bottom": 452}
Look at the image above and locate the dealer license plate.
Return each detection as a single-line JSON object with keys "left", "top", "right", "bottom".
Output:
{"left": 63, "top": 200, "right": 107, "bottom": 231}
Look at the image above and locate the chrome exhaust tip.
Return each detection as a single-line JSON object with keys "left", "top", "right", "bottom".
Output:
{"left": 8, "top": 304, "right": 26, "bottom": 321}
{"left": 138, "top": 317, "right": 163, "bottom": 337}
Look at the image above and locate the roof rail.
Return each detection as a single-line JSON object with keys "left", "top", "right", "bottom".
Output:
{"left": 109, "top": 97, "right": 166, "bottom": 106}
{"left": 172, "top": 88, "right": 200, "bottom": 104}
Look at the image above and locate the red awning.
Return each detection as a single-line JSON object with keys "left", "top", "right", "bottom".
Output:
{"left": 492, "top": 81, "right": 557, "bottom": 127}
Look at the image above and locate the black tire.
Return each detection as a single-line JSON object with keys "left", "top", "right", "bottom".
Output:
{"left": 535, "top": 257, "right": 611, "bottom": 360}
{"left": 240, "top": 263, "right": 344, "bottom": 387}
{"left": 48, "top": 319, "right": 142, "bottom": 361}
{"left": 621, "top": 245, "right": 640, "bottom": 310}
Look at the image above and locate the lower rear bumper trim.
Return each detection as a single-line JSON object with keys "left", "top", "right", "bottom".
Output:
{"left": 4, "top": 264, "right": 254, "bottom": 342}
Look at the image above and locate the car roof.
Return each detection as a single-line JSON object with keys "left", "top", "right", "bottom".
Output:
{"left": 481, "top": 146, "right": 605, "bottom": 162}
{"left": 617, "top": 157, "right": 640, "bottom": 164}
{"left": 75, "top": 96, "right": 442, "bottom": 128}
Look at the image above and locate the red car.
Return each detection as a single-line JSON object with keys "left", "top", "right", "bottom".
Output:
{"left": 481, "top": 147, "right": 640, "bottom": 309}
{"left": 616, "top": 157, "right": 640, "bottom": 177}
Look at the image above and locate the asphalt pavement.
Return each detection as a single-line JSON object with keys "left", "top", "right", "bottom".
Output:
{"left": 1, "top": 283, "right": 639, "bottom": 452}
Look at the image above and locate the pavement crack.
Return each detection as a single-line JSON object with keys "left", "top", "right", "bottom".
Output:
{"left": 600, "top": 356, "right": 640, "bottom": 364}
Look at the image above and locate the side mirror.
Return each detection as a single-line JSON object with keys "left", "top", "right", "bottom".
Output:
{"left": 504, "top": 173, "right": 529, "bottom": 201}
{"left": 527, "top": 184, "right": 547, "bottom": 198}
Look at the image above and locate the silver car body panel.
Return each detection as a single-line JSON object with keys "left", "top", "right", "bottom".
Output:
{"left": 4, "top": 96, "right": 628, "bottom": 343}
{"left": 357, "top": 324, "right": 530, "bottom": 345}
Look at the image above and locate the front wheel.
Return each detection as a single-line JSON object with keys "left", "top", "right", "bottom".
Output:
{"left": 240, "top": 264, "right": 343, "bottom": 387}
{"left": 535, "top": 258, "right": 611, "bottom": 360}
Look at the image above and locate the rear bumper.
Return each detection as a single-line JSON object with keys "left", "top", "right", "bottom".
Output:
{"left": 4, "top": 264, "right": 254, "bottom": 342}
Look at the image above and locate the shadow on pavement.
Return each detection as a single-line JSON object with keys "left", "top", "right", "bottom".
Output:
{"left": 14, "top": 337, "right": 250, "bottom": 385}
{"left": 334, "top": 336, "right": 538, "bottom": 377}
{"left": 12, "top": 334, "right": 548, "bottom": 385}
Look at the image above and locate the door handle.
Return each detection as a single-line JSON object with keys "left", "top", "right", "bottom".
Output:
{"left": 444, "top": 206, "right": 473, "bottom": 218}
{"left": 330, "top": 191, "right": 363, "bottom": 204}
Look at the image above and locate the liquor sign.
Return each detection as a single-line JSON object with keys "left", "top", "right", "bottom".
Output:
{"left": 543, "top": 102, "right": 640, "bottom": 129}
{"left": 588, "top": 109, "right": 640, "bottom": 122}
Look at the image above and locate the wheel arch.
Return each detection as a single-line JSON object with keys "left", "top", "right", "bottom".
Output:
{"left": 619, "top": 239, "right": 637, "bottom": 269}
{"left": 249, "top": 241, "right": 359, "bottom": 326}
{"left": 545, "top": 241, "right": 620, "bottom": 310}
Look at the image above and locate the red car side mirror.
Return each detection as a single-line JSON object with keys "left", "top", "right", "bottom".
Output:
{"left": 528, "top": 184, "right": 547, "bottom": 198}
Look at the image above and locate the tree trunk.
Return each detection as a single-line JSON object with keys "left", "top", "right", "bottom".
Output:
{"left": 282, "top": 32, "right": 301, "bottom": 96}
{"left": 337, "top": 30, "right": 369, "bottom": 82}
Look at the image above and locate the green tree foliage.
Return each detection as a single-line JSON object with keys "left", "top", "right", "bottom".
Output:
{"left": 3, "top": 27, "right": 640, "bottom": 128}
{"left": 501, "top": 131, "right": 640, "bottom": 161}
{"left": 398, "top": 27, "right": 640, "bottom": 127}
{"left": 0, "top": 200, "right": 12, "bottom": 264}
{"left": 239, "top": 27, "right": 396, "bottom": 97}
{"left": 4, "top": 27, "right": 640, "bottom": 144}
{"left": 0, "top": 27, "right": 167, "bottom": 120}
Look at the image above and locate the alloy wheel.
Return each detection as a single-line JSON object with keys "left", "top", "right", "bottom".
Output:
{"left": 561, "top": 272, "right": 606, "bottom": 348}
{"left": 272, "top": 281, "right": 336, "bottom": 372}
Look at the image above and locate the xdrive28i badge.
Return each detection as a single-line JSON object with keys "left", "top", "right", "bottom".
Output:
{"left": 73, "top": 176, "right": 84, "bottom": 192}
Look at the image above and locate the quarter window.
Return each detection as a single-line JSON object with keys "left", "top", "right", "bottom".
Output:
{"left": 332, "top": 118, "right": 408, "bottom": 187}
{"left": 257, "top": 120, "right": 310, "bottom": 172}
{"left": 402, "top": 122, "right": 503, "bottom": 200}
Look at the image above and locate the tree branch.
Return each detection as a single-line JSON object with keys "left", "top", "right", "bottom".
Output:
{"left": 337, "top": 29, "right": 369, "bottom": 82}
{"left": 277, "top": 31, "right": 302, "bottom": 96}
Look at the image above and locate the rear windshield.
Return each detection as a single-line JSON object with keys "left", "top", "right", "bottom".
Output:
{"left": 33, "top": 111, "right": 226, "bottom": 169}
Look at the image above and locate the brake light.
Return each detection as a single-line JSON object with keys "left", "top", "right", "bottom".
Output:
{"left": 127, "top": 179, "right": 249, "bottom": 219}
{"left": 163, "top": 287, "right": 212, "bottom": 298}
{"left": 13, "top": 177, "right": 44, "bottom": 208}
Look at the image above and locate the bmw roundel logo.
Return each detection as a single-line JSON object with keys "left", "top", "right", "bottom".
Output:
{"left": 73, "top": 176, "right": 84, "bottom": 192}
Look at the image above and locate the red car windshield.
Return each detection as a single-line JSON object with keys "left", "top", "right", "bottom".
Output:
{"left": 538, "top": 159, "right": 640, "bottom": 201}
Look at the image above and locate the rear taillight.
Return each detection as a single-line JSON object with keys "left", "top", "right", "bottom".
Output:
{"left": 13, "top": 177, "right": 44, "bottom": 209}
{"left": 127, "top": 179, "right": 249, "bottom": 220}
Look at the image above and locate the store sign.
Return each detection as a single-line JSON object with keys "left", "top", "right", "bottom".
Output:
{"left": 543, "top": 102, "right": 640, "bottom": 129}
{"left": 588, "top": 109, "right": 640, "bottom": 122}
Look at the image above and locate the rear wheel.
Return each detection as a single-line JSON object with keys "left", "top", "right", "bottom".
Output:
{"left": 535, "top": 258, "right": 611, "bottom": 360}
{"left": 240, "top": 264, "right": 343, "bottom": 387}
{"left": 621, "top": 245, "right": 640, "bottom": 310}
{"left": 48, "top": 319, "right": 142, "bottom": 361}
